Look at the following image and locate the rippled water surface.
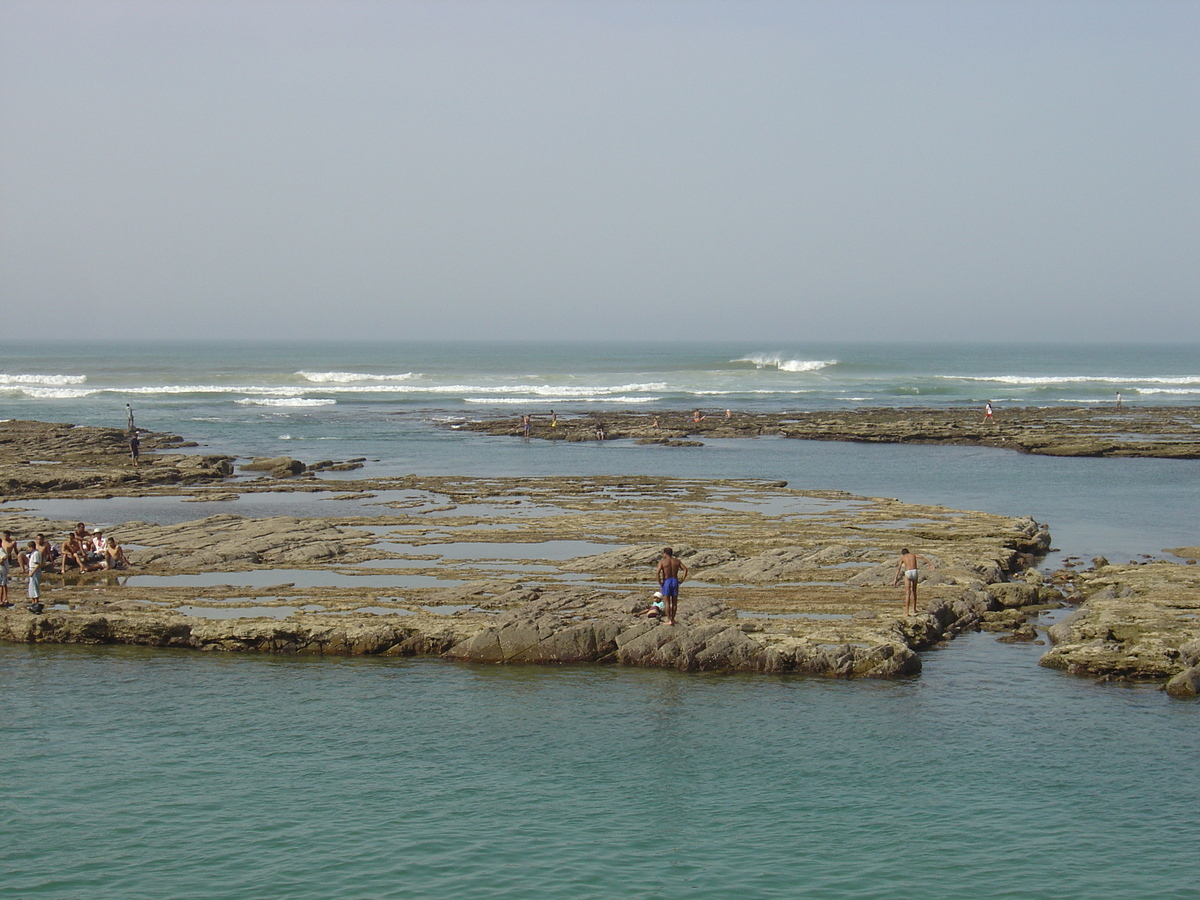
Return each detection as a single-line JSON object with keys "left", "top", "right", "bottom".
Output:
{"left": 3, "top": 634, "right": 1197, "bottom": 900}
{"left": 5, "top": 341, "right": 1200, "bottom": 897}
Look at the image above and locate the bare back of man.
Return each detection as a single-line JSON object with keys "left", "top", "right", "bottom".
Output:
{"left": 893, "top": 549, "right": 934, "bottom": 616}
{"left": 656, "top": 548, "right": 689, "bottom": 625}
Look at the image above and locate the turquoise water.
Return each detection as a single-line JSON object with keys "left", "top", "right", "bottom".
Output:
{"left": 3, "top": 633, "right": 1197, "bottom": 899}
{"left": 3, "top": 341, "right": 1200, "bottom": 897}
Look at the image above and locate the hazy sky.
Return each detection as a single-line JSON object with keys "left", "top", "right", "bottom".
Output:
{"left": 1, "top": 0, "right": 1197, "bottom": 342}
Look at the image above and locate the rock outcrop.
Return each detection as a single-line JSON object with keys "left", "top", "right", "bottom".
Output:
{"left": 458, "top": 406, "right": 1200, "bottom": 459}
{"left": 1, "top": 471, "right": 1055, "bottom": 679}
{"left": 1040, "top": 561, "right": 1200, "bottom": 696}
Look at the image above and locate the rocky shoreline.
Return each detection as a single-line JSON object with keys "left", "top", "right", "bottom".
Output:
{"left": 2, "top": 418, "right": 1198, "bottom": 695}
{"left": 457, "top": 405, "right": 1200, "bottom": 459}
{"left": 1042, "top": 555, "right": 1200, "bottom": 698}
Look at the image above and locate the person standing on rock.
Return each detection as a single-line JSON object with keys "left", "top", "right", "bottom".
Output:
{"left": 129, "top": 432, "right": 140, "bottom": 467}
{"left": 656, "top": 547, "right": 689, "bottom": 626}
{"left": 893, "top": 548, "right": 934, "bottom": 616}
{"left": 0, "top": 549, "right": 9, "bottom": 608}
{"left": 983, "top": 402, "right": 994, "bottom": 424}
{"left": 25, "top": 541, "right": 44, "bottom": 613}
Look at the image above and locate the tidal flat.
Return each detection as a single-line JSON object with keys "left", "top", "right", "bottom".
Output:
{"left": 1, "top": 417, "right": 1198, "bottom": 693}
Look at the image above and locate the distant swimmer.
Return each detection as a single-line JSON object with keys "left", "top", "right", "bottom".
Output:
{"left": 893, "top": 548, "right": 934, "bottom": 616}
{"left": 656, "top": 547, "right": 689, "bottom": 626}
{"left": 983, "top": 402, "right": 994, "bottom": 424}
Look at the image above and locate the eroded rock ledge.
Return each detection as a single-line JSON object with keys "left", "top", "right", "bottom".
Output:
{"left": 457, "top": 406, "right": 1200, "bottom": 459}
{"left": 1041, "top": 559, "right": 1200, "bottom": 698}
{"left": 0, "top": 474, "right": 1054, "bottom": 679}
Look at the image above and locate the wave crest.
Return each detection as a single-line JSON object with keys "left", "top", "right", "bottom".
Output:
{"left": 297, "top": 371, "right": 417, "bottom": 384}
{"left": 236, "top": 398, "right": 338, "bottom": 407}
{"left": 734, "top": 354, "right": 836, "bottom": 373}
{"left": 947, "top": 375, "right": 1200, "bottom": 386}
{"left": 0, "top": 373, "right": 88, "bottom": 386}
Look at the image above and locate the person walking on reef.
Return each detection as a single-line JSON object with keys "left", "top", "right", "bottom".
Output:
{"left": 893, "top": 548, "right": 934, "bottom": 616}
{"left": 983, "top": 401, "right": 994, "bottom": 424}
{"left": 656, "top": 547, "right": 689, "bottom": 626}
{"left": 129, "top": 432, "right": 140, "bottom": 468}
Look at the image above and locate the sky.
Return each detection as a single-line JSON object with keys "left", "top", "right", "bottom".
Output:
{"left": 1, "top": 0, "right": 1197, "bottom": 343}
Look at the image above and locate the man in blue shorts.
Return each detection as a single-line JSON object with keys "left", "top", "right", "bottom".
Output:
{"left": 656, "top": 547, "right": 689, "bottom": 626}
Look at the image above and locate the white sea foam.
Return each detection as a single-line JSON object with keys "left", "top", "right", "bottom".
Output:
{"left": 236, "top": 398, "right": 337, "bottom": 407}
{"left": 1136, "top": 387, "right": 1200, "bottom": 395}
{"left": 0, "top": 373, "right": 88, "bottom": 386}
{"left": 693, "top": 389, "right": 816, "bottom": 396}
{"left": 11, "top": 387, "right": 100, "bottom": 399}
{"left": 297, "top": 371, "right": 417, "bottom": 384}
{"left": 734, "top": 354, "right": 836, "bottom": 373}
{"left": 432, "top": 383, "right": 667, "bottom": 397}
{"left": 102, "top": 381, "right": 668, "bottom": 398}
{"left": 946, "top": 375, "right": 1200, "bottom": 386}
{"left": 465, "top": 396, "right": 659, "bottom": 405}
{"left": 120, "top": 385, "right": 308, "bottom": 396}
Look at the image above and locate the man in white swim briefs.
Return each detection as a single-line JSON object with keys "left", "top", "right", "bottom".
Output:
{"left": 893, "top": 548, "right": 934, "bottom": 616}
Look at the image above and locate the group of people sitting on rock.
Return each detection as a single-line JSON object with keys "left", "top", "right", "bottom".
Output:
{"left": 2, "top": 523, "right": 130, "bottom": 580}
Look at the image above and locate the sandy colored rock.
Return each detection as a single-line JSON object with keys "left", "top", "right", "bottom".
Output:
{"left": 459, "top": 406, "right": 1200, "bottom": 459}
{"left": 1040, "top": 561, "right": 1200, "bottom": 692}
{"left": 0, "top": 472, "right": 1053, "bottom": 678}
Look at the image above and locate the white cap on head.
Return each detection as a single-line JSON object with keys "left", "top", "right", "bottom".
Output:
{"left": 653, "top": 591, "right": 663, "bottom": 599}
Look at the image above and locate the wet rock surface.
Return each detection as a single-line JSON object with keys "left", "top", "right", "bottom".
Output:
{"left": 1, "top": 459, "right": 1053, "bottom": 678}
{"left": 0, "top": 419, "right": 232, "bottom": 497}
{"left": 1041, "top": 561, "right": 1200, "bottom": 696}
{"left": 6, "top": 419, "right": 1197, "bottom": 692}
{"left": 459, "top": 406, "right": 1200, "bottom": 459}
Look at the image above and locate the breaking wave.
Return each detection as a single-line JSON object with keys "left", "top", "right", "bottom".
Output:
{"left": 236, "top": 398, "right": 338, "bottom": 407}
{"left": 946, "top": 375, "right": 1200, "bottom": 386}
{"left": 297, "top": 371, "right": 417, "bottom": 384}
{"left": 0, "top": 373, "right": 88, "bottom": 386}
{"left": 5, "top": 387, "right": 99, "bottom": 400}
{"left": 468, "top": 396, "right": 659, "bottom": 405}
{"left": 733, "top": 354, "right": 837, "bottom": 373}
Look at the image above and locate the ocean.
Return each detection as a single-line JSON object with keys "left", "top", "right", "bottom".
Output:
{"left": 2, "top": 340, "right": 1199, "bottom": 898}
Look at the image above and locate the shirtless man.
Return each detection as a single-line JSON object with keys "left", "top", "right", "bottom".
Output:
{"left": 60, "top": 533, "right": 89, "bottom": 574}
{"left": 1, "top": 531, "right": 18, "bottom": 565}
{"left": 34, "top": 534, "right": 54, "bottom": 569}
{"left": 105, "top": 538, "right": 131, "bottom": 570}
{"left": 656, "top": 547, "right": 689, "bottom": 626}
{"left": 893, "top": 548, "right": 934, "bottom": 616}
